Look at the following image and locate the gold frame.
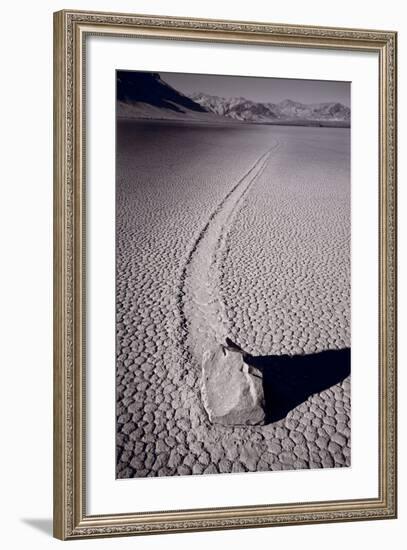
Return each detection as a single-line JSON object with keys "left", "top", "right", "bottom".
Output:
{"left": 53, "top": 9, "right": 397, "bottom": 540}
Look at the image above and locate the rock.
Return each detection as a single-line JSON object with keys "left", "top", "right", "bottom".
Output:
{"left": 201, "top": 343, "right": 265, "bottom": 426}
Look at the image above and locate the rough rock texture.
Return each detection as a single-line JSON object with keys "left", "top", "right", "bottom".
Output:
{"left": 201, "top": 345, "right": 265, "bottom": 426}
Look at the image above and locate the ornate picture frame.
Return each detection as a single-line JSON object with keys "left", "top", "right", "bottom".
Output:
{"left": 53, "top": 9, "right": 397, "bottom": 540}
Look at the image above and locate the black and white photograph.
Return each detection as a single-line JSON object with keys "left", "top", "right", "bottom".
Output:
{"left": 115, "top": 70, "right": 351, "bottom": 479}
{"left": 1, "top": 0, "right": 402, "bottom": 545}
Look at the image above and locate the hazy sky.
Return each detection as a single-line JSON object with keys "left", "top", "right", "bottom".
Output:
{"left": 162, "top": 72, "right": 350, "bottom": 106}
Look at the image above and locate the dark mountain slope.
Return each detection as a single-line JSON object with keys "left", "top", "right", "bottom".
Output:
{"left": 117, "top": 71, "right": 207, "bottom": 114}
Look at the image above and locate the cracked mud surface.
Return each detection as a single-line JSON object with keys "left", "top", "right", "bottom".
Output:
{"left": 116, "top": 120, "right": 351, "bottom": 478}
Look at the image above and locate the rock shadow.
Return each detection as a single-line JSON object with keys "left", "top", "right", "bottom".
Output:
{"left": 246, "top": 348, "right": 350, "bottom": 423}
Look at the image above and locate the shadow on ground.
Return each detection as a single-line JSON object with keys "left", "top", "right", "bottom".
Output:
{"left": 246, "top": 348, "right": 350, "bottom": 423}
{"left": 21, "top": 518, "right": 53, "bottom": 537}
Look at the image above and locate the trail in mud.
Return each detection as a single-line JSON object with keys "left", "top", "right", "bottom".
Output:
{"left": 178, "top": 142, "right": 279, "bottom": 364}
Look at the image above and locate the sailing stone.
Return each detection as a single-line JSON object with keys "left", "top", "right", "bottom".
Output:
{"left": 201, "top": 344, "right": 266, "bottom": 426}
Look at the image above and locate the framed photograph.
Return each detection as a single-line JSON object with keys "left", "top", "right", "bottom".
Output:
{"left": 53, "top": 9, "right": 397, "bottom": 540}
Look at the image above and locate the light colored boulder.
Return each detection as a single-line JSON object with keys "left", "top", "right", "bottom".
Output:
{"left": 201, "top": 344, "right": 265, "bottom": 426}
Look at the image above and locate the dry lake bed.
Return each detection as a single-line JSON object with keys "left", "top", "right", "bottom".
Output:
{"left": 116, "top": 120, "right": 351, "bottom": 478}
